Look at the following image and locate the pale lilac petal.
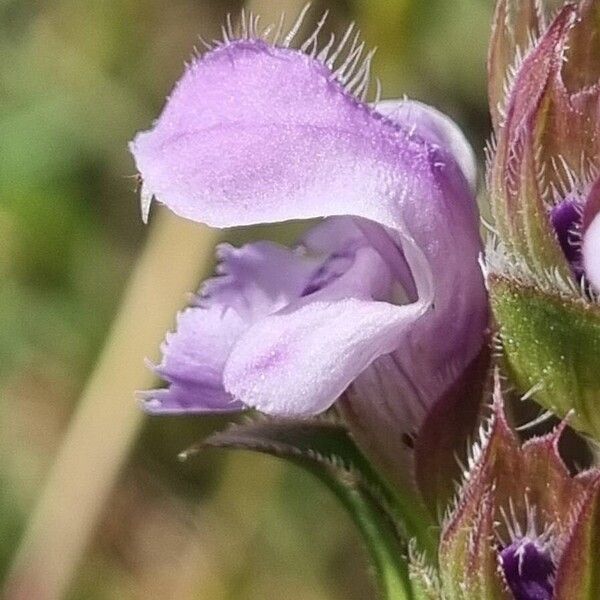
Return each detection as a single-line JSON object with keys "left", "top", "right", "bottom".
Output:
{"left": 131, "top": 39, "right": 481, "bottom": 307}
{"left": 583, "top": 212, "right": 600, "bottom": 291}
{"left": 222, "top": 246, "right": 418, "bottom": 415}
{"left": 202, "top": 241, "right": 320, "bottom": 318}
{"left": 297, "top": 217, "right": 367, "bottom": 295}
{"left": 225, "top": 298, "right": 423, "bottom": 416}
{"left": 299, "top": 216, "right": 365, "bottom": 255}
{"left": 130, "top": 42, "right": 470, "bottom": 259}
{"left": 351, "top": 218, "right": 417, "bottom": 301}
{"left": 144, "top": 305, "right": 245, "bottom": 414}
{"left": 145, "top": 381, "right": 242, "bottom": 415}
{"left": 131, "top": 39, "right": 482, "bottom": 299}
{"left": 375, "top": 99, "right": 478, "bottom": 193}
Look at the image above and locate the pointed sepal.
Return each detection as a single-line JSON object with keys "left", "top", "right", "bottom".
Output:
{"left": 488, "top": 0, "right": 545, "bottom": 129}
{"left": 408, "top": 544, "right": 444, "bottom": 600}
{"left": 488, "top": 1, "right": 600, "bottom": 289}
{"left": 439, "top": 488, "right": 511, "bottom": 600}
{"left": 438, "top": 376, "right": 591, "bottom": 599}
{"left": 438, "top": 387, "right": 515, "bottom": 599}
{"left": 554, "top": 472, "right": 600, "bottom": 599}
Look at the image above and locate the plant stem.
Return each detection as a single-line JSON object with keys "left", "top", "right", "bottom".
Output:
{"left": 4, "top": 210, "right": 219, "bottom": 600}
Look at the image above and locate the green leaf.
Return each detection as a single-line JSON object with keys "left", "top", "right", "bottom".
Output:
{"left": 185, "top": 417, "right": 424, "bottom": 600}
{"left": 490, "top": 275, "right": 600, "bottom": 441}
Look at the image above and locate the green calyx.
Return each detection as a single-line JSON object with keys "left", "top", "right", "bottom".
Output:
{"left": 490, "top": 274, "right": 600, "bottom": 440}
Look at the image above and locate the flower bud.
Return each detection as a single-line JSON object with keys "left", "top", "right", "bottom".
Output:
{"left": 437, "top": 381, "right": 600, "bottom": 600}
{"left": 486, "top": 0, "right": 600, "bottom": 440}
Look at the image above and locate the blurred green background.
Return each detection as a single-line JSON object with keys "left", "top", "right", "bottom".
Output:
{"left": 0, "top": 0, "right": 493, "bottom": 598}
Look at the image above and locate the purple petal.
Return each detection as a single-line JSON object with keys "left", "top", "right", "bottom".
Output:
{"left": 144, "top": 305, "right": 245, "bottom": 414}
{"left": 583, "top": 211, "right": 600, "bottom": 291}
{"left": 298, "top": 217, "right": 366, "bottom": 296}
{"left": 223, "top": 245, "right": 413, "bottom": 415}
{"left": 202, "top": 241, "right": 320, "bottom": 318}
{"left": 130, "top": 41, "right": 476, "bottom": 272}
{"left": 299, "top": 216, "right": 365, "bottom": 255}
{"left": 375, "top": 99, "right": 477, "bottom": 193}
{"left": 144, "top": 240, "right": 323, "bottom": 414}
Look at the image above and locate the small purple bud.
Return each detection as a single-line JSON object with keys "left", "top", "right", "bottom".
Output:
{"left": 550, "top": 197, "right": 584, "bottom": 275}
{"left": 439, "top": 381, "right": 600, "bottom": 598}
{"left": 500, "top": 538, "right": 555, "bottom": 600}
{"left": 550, "top": 198, "right": 581, "bottom": 263}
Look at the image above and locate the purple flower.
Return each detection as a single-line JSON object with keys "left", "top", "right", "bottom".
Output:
{"left": 130, "top": 12, "right": 487, "bottom": 469}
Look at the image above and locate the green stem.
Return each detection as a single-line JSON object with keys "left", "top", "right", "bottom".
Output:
{"left": 329, "top": 481, "right": 415, "bottom": 600}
